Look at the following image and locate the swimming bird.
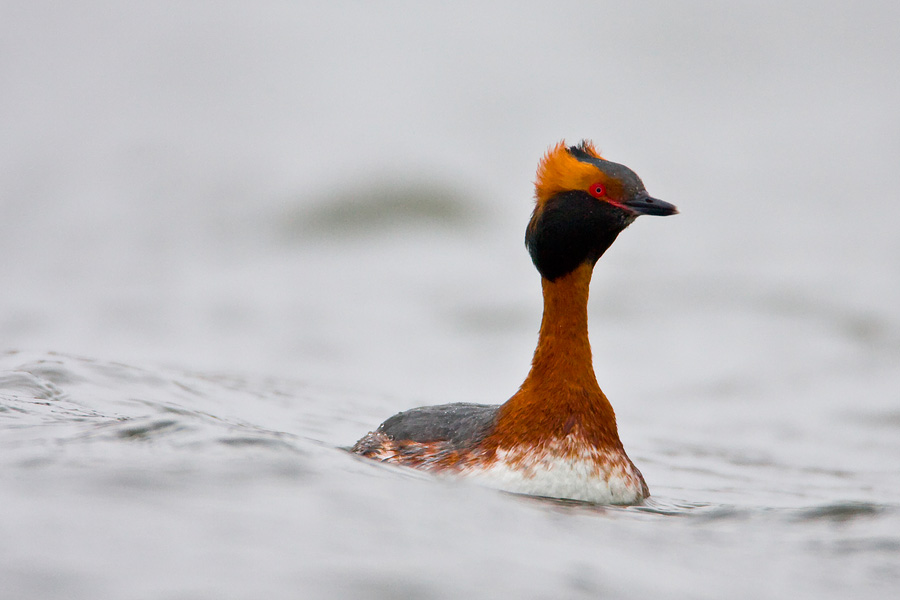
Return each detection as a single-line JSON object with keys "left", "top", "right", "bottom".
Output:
{"left": 352, "top": 140, "right": 677, "bottom": 504}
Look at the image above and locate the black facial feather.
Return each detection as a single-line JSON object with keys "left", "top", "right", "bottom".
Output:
{"left": 525, "top": 191, "right": 634, "bottom": 281}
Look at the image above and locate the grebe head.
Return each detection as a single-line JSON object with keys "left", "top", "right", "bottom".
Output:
{"left": 525, "top": 140, "right": 677, "bottom": 281}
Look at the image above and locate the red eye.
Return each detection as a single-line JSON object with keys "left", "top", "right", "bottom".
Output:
{"left": 588, "top": 182, "right": 606, "bottom": 199}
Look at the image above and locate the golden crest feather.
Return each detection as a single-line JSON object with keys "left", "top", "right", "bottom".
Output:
{"left": 534, "top": 140, "right": 606, "bottom": 205}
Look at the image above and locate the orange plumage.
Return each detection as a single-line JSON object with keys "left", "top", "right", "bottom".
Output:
{"left": 535, "top": 141, "right": 605, "bottom": 205}
{"left": 483, "top": 262, "right": 623, "bottom": 456}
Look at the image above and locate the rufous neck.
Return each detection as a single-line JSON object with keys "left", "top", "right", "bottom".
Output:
{"left": 487, "top": 260, "right": 621, "bottom": 450}
{"left": 525, "top": 261, "right": 599, "bottom": 391}
{"left": 487, "top": 260, "right": 622, "bottom": 450}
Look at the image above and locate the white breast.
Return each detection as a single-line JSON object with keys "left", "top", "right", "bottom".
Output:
{"left": 462, "top": 438, "right": 647, "bottom": 505}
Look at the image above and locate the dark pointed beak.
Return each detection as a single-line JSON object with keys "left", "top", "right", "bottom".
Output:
{"left": 623, "top": 192, "right": 678, "bottom": 217}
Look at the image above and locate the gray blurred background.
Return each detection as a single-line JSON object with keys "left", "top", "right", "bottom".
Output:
{"left": 2, "top": 1, "right": 899, "bottom": 404}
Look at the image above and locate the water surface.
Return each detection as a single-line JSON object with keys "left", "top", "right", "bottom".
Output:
{"left": 1, "top": 350, "right": 898, "bottom": 599}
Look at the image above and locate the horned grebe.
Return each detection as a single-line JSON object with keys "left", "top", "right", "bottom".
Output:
{"left": 352, "top": 141, "right": 677, "bottom": 504}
